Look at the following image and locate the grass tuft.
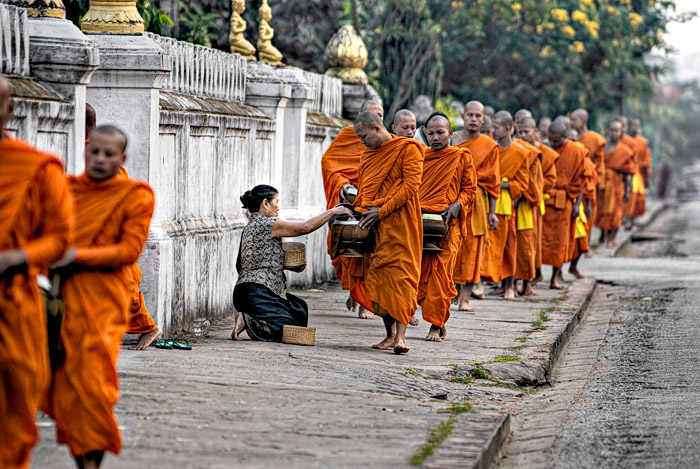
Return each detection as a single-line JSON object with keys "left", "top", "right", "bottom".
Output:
{"left": 409, "top": 418, "right": 456, "bottom": 466}
{"left": 492, "top": 354, "right": 520, "bottom": 363}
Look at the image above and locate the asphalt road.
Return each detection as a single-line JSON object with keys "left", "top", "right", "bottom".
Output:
{"left": 549, "top": 200, "right": 700, "bottom": 468}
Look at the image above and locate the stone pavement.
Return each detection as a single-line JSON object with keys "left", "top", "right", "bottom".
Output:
{"left": 32, "top": 272, "right": 595, "bottom": 468}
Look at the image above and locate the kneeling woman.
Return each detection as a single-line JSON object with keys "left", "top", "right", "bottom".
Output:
{"left": 232, "top": 185, "right": 352, "bottom": 341}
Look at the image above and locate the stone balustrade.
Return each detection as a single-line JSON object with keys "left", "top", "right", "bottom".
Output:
{"left": 147, "top": 32, "right": 246, "bottom": 103}
{"left": 0, "top": 4, "right": 30, "bottom": 77}
{"left": 301, "top": 70, "right": 342, "bottom": 117}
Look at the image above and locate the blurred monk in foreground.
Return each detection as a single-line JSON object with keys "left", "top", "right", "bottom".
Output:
{"left": 353, "top": 111, "right": 424, "bottom": 354}
{"left": 418, "top": 113, "right": 476, "bottom": 341}
{"left": 0, "top": 75, "right": 72, "bottom": 469}
{"left": 452, "top": 101, "right": 500, "bottom": 312}
{"left": 321, "top": 99, "right": 383, "bottom": 320}
{"left": 44, "top": 125, "right": 155, "bottom": 469}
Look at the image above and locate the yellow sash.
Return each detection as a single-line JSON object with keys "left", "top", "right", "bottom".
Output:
{"left": 540, "top": 193, "right": 550, "bottom": 215}
{"left": 575, "top": 202, "right": 587, "bottom": 239}
{"left": 632, "top": 172, "right": 644, "bottom": 194}
{"left": 517, "top": 201, "right": 533, "bottom": 231}
{"left": 495, "top": 177, "right": 512, "bottom": 219}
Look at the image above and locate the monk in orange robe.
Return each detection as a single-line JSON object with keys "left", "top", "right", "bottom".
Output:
{"left": 542, "top": 121, "right": 586, "bottom": 289}
{"left": 514, "top": 117, "right": 544, "bottom": 296}
{"left": 44, "top": 125, "right": 155, "bottom": 468}
{"left": 452, "top": 101, "right": 500, "bottom": 312}
{"left": 321, "top": 99, "right": 383, "bottom": 320}
{"left": 565, "top": 128, "right": 600, "bottom": 278}
{"left": 531, "top": 134, "right": 558, "bottom": 285}
{"left": 0, "top": 76, "right": 72, "bottom": 469}
{"left": 629, "top": 118, "right": 650, "bottom": 218}
{"left": 572, "top": 109, "right": 605, "bottom": 226}
{"left": 392, "top": 109, "right": 418, "bottom": 139}
{"left": 617, "top": 117, "right": 639, "bottom": 226}
{"left": 597, "top": 119, "right": 636, "bottom": 248}
{"left": 481, "top": 111, "right": 529, "bottom": 301}
{"left": 353, "top": 111, "right": 424, "bottom": 354}
{"left": 418, "top": 114, "right": 476, "bottom": 341}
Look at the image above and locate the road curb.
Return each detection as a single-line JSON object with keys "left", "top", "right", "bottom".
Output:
{"left": 610, "top": 199, "right": 668, "bottom": 257}
{"left": 424, "top": 409, "right": 510, "bottom": 469}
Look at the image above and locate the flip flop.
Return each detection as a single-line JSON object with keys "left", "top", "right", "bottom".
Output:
{"left": 154, "top": 338, "right": 174, "bottom": 349}
{"left": 171, "top": 338, "right": 192, "bottom": 350}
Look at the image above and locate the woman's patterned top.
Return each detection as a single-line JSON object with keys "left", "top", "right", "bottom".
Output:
{"left": 236, "top": 212, "right": 286, "bottom": 298}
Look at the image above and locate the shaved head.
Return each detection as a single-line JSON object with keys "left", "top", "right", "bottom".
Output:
{"left": 355, "top": 110, "right": 383, "bottom": 128}
{"left": 393, "top": 109, "right": 415, "bottom": 125}
{"left": 425, "top": 112, "right": 453, "bottom": 151}
{"left": 360, "top": 99, "right": 384, "bottom": 121}
{"left": 424, "top": 112, "right": 450, "bottom": 129}
{"left": 514, "top": 109, "right": 532, "bottom": 122}
{"left": 354, "top": 110, "right": 391, "bottom": 149}
{"left": 493, "top": 110, "right": 513, "bottom": 128}
{"left": 553, "top": 115, "right": 571, "bottom": 129}
{"left": 0, "top": 75, "right": 14, "bottom": 136}
{"left": 571, "top": 108, "right": 588, "bottom": 122}
{"left": 484, "top": 106, "right": 495, "bottom": 118}
{"left": 392, "top": 109, "right": 417, "bottom": 138}
{"left": 517, "top": 117, "right": 538, "bottom": 145}
{"left": 520, "top": 117, "right": 536, "bottom": 128}
{"left": 90, "top": 124, "right": 128, "bottom": 152}
{"left": 548, "top": 121, "right": 568, "bottom": 148}
{"left": 465, "top": 100, "right": 484, "bottom": 113}
{"left": 571, "top": 108, "right": 588, "bottom": 133}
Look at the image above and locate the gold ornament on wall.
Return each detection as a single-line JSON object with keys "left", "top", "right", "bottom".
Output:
{"left": 229, "top": 0, "right": 256, "bottom": 59}
{"left": 324, "top": 24, "right": 368, "bottom": 84}
{"left": 1, "top": 0, "right": 66, "bottom": 19}
{"left": 257, "top": 0, "right": 282, "bottom": 65}
{"left": 80, "top": 0, "right": 145, "bottom": 35}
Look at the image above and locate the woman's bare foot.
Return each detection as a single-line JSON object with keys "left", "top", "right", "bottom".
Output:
{"left": 371, "top": 337, "right": 394, "bottom": 350}
{"left": 425, "top": 325, "right": 442, "bottom": 342}
{"left": 409, "top": 316, "right": 420, "bottom": 326}
{"left": 231, "top": 311, "right": 246, "bottom": 340}
{"left": 358, "top": 305, "right": 374, "bottom": 319}
{"left": 393, "top": 340, "right": 410, "bottom": 354}
{"left": 129, "top": 327, "right": 161, "bottom": 350}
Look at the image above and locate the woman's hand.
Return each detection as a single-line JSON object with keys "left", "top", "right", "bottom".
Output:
{"left": 332, "top": 205, "right": 354, "bottom": 217}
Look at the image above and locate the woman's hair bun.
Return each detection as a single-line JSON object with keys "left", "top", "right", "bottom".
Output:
{"left": 240, "top": 185, "right": 278, "bottom": 213}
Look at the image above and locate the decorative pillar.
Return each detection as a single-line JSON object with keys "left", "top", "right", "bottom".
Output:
{"left": 229, "top": 0, "right": 255, "bottom": 59}
{"left": 324, "top": 24, "right": 380, "bottom": 119}
{"left": 257, "top": 0, "right": 282, "bottom": 65}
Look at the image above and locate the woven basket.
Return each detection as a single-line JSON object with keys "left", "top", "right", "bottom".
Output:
{"left": 282, "top": 325, "right": 316, "bottom": 346}
{"left": 282, "top": 242, "right": 306, "bottom": 270}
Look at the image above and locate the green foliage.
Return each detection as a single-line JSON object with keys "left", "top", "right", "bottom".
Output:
{"left": 178, "top": 1, "right": 220, "bottom": 46}
{"left": 449, "top": 402, "right": 473, "bottom": 414}
{"left": 409, "top": 418, "right": 456, "bottom": 465}
{"left": 492, "top": 354, "right": 520, "bottom": 363}
{"left": 471, "top": 368, "right": 491, "bottom": 380}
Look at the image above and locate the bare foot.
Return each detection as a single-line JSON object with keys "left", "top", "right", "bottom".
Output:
{"left": 409, "top": 316, "right": 420, "bottom": 326}
{"left": 425, "top": 325, "right": 442, "bottom": 342}
{"left": 393, "top": 340, "right": 410, "bottom": 354}
{"left": 440, "top": 326, "right": 447, "bottom": 339}
{"left": 371, "top": 337, "right": 394, "bottom": 350}
{"left": 231, "top": 311, "right": 246, "bottom": 341}
{"left": 503, "top": 286, "right": 516, "bottom": 301}
{"left": 358, "top": 306, "right": 374, "bottom": 320}
{"left": 458, "top": 300, "right": 475, "bottom": 312}
{"left": 129, "top": 327, "right": 161, "bottom": 350}
{"left": 490, "top": 285, "right": 505, "bottom": 296}
{"left": 568, "top": 268, "right": 585, "bottom": 279}
{"left": 531, "top": 274, "right": 543, "bottom": 285}
{"left": 519, "top": 285, "right": 538, "bottom": 296}
{"left": 549, "top": 281, "right": 565, "bottom": 290}
{"left": 471, "top": 283, "right": 485, "bottom": 299}
{"left": 346, "top": 294, "right": 357, "bottom": 312}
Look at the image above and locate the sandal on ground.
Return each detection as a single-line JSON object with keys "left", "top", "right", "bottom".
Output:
{"left": 171, "top": 338, "right": 192, "bottom": 350}
{"left": 154, "top": 338, "right": 174, "bottom": 349}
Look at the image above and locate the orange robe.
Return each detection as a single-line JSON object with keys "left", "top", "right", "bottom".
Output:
{"left": 44, "top": 173, "right": 154, "bottom": 457}
{"left": 0, "top": 137, "right": 71, "bottom": 469}
{"left": 418, "top": 146, "right": 476, "bottom": 328}
{"left": 597, "top": 144, "right": 636, "bottom": 231}
{"left": 481, "top": 143, "right": 529, "bottom": 283}
{"left": 320, "top": 126, "right": 369, "bottom": 308}
{"left": 535, "top": 144, "right": 559, "bottom": 270}
{"left": 514, "top": 140, "right": 543, "bottom": 281}
{"left": 578, "top": 130, "right": 606, "bottom": 226}
{"left": 542, "top": 140, "right": 586, "bottom": 268}
{"left": 452, "top": 135, "right": 500, "bottom": 284}
{"left": 632, "top": 134, "right": 650, "bottom": 217}
{"left": 117, "top": 167, "right": 158, "bottom": 335}
{"left": 621, "top": 134, "right": 639, "bottom": 217}
{"left": 354, "top": 137, "right": 424, "bottom": 325}
{"left": 573, "top": 157, "right": 600, "bottom": 257}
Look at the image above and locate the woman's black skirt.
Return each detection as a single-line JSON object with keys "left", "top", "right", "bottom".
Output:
{"left": 233, "top": 282, "right": 309, "bottom": 342}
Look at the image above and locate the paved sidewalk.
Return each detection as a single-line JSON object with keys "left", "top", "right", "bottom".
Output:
{"left": 33, "top": 272, "right": 593, "bottom": 468}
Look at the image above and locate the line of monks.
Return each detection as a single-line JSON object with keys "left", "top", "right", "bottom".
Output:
{"left": 321, "top": 99, "right": 651, "bottom": 353}
{"left": 1, "top": 77, "right": 159, "bottom": 469}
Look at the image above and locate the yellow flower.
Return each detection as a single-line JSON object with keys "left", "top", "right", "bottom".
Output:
{"left": 552, "top": 8, "right": 569, "bottom": 22}
{"left": 602, "top": 59, "right": 611, "bottom": 67}
{"left": 585, "top": 20, "right": 599, "bottom": 38}
{"left": 572, "top": 10, "right": 588, "bottom": 22}
{"left": 612, "top": 39, "right": 620, "bottom": 47}
{"left": 511, "top": 2, "right": 522, "bottom": 12}
{"left": 606, "top": 5, "right": 616, "bottom": 14}
{"left": 561, "top": 25, "right": 576, "bottom": 38}
{"left": 546, "top": 22, "right": 555, "bottom": 29}
{"left": 451, "top": 1, "right": 464, "bottom": 10}
{"left": 540, "top": 45, "right": 555, "bottom": 58}
{"left": 523, "top": 25, "right": 534, "bottom": 34}
{"left": 580, "top": 0, "right": 594, "bottom": 8}
{"left": 568, "top": 41, "right": 585, "bottom": 53}
{"left": 536, "top": 24, "right": 545, "bottom": 34}
{"left": 629, "top": 12, "right": 643, "bottom": 27}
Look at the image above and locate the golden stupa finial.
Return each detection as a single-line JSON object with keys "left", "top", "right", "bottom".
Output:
{"left": 229, "top": 0, "right": 256, "bottom": 59}
{"left": 257, "top": 0, "right": 283, "bottom": 65}
{"left": 80, "top": 0, "right": 144, "bottom": 35}
{"left": 3, "top": 0, "right": 66, "bottom": 19}
{"left": 324, "top": 24, "right": 368, "bottom": 84}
